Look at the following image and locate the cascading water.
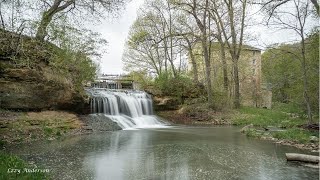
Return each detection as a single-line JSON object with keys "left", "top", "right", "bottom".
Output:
{"left": 87, "top": 88, "right": 168, "bottom": 129}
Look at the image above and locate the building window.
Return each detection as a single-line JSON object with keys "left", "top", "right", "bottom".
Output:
{"left": 252, "top": 59, "right": 256, "bottom": 65}
{"left": 252, "top": 59, "right": 256, "bottom": 75}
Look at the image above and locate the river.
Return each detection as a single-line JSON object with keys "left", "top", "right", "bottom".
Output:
{"left": 9, "top": 126, "right": 319, "bottom": 180}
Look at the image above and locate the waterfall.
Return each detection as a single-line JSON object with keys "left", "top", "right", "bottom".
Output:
{"left": 87, "top": 88, "right": 167, "bottom": 129}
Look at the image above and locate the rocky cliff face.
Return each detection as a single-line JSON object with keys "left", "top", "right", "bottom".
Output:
{"left": 0, "top": 29, "right": 89, "bottom": 112}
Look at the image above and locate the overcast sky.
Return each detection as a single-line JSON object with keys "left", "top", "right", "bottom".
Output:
{"left": 88, "top": 1, "right": 317, "bottom": 75}
{"left": 87, "top": 0, "right": 144, "bottom": 75}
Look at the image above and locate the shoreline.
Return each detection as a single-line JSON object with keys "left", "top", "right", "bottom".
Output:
{"left": 0, "top": 109, "right": 318, "bottom": 153}
{"left": 157, "top": 109, "right": 319, "bottom": 153}
{"left": 0, "top": 110, "right": 93, "bottom": 146}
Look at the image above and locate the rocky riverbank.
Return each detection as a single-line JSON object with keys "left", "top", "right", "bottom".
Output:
{"left": 240, "top": 124, "right": 319, "bottom": 152}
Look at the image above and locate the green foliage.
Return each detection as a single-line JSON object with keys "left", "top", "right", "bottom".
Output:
{"left": 231, "top": 104, "right": 308, "bottom": 128}
{"left": 180, "top": 103, "right": 210, "bottom": 117}
{"left": 0, "top": 152, "right": 49, "bottom": 180}
{"left": 43, "top": 127, "right": 53, "bottom": 136}
{"left": 211, "top": 91, "right": 232, "bottom": 111}
{"left": 245, "top": 129, "right": 262, "bottom": 138}
{"left": 232, "top": 106, "right": 288, "bottom": 127}
{"left": 272, "top": 128, "right": 318, "bottom": 143}
{"left": 127, "top": 71, "right": 153, "bottom": 89}
{"left": 262, "top": 45, "right": 301, "bottom": 103}
{"left": 128, "top": 30, "right": 149, "bottom": 48}
{"left": 46, "top": 25, "right": 103, "bottom": 90}
{"left": 49, "top": 47, "right": 97, "bottom": 90}
{"left": 0, "top": 28, "right": 98, "bottom": 92}
{"left": 154, "top": 73, "right": 201, "bottom": 102}
{"left": 233, "top": 104, "right": 319, "bottom": 144}
{"left": 129, "top": 71, "right": 204, "bottom": 105}
{"left": 272, "top": 102, "right": 302, "bottom": 114}
{"left": 262, "top": 30, "right": 319, "bottom": 115}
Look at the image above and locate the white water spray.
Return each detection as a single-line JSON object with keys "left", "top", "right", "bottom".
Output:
{"left": 87, "top": 88, "right": 167, "bottom": 129}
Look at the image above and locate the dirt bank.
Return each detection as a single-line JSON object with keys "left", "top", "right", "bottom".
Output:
{"left": 0, "top": 110, "right": 92, "bottom": 144}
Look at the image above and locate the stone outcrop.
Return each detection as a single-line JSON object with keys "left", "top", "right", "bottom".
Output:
{"left": 0, "top": 29, "right": 88, "bottom": 112}
{"left": 81, "top": 115, "right": 122, "bottom": 131}
{"left": 153, "top": 96, "right": 180, "bottom": 111}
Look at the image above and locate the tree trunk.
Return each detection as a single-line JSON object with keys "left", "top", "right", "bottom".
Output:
{"left": 35, "top": 0, "right": 73, "bottom": 41}
{"left": 186, "top": 37, "right": 199, "bottom": 84}
{"left": 310, "top": 0, "right": 319, "bottom": 15}
{"left": 200, "top": 0, "right": 213, "bottom": 106}
{"left": 155, "top": 44, "right": 162, "bottom": 74}
{"left": 220, "top": 43, "right": 228, "bottom": 91}
{"left": 300, "top": 37, "right": 313, "bottom": 124}
{"left": 163, "top": 30, "right": 169, "bottom": 74}
{"left": 36, "top": 12, "right": 54, "bottom": 40}
{"left": 168, "top": 5, "right": 177, "bottom": 78}
{"left": 202, "top": 39, "right": 213, "bottom": 106}
{"left": 0, "top": 3, "right": 5, "bottom": 29}
{"left": 286, "top": 153, "right": 319, "bottom": 163}
{"left": 210, "top": 7, "right": 228, "bottom": 92}
{"left": 186, "top": 0, "right": 213, "bottom": 106}
{"left": 233, "top": 58, "right": 240, "bottom": 108}
{"left": 189, "top": 49, "right": 199, "bottom": 84}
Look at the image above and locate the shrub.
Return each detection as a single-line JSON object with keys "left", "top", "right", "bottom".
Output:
{"left": 154, "top": 73, "right": 202, "bottom": 103}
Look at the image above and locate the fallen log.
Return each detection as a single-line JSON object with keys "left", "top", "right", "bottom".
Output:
{"left": 286, "top": 153, "right": 319, "bottom": 163}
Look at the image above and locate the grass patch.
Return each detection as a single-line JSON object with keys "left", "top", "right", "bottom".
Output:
{"left": 232, "top": 103, "right": 319, "bottom": 145}
{"left": 43, "top": 127, "right": 53, "bottom": 136}
{"left": 272, "top": 128, "right": 319, "bottom": 144}
{"left": 0, "top": 151, "right": 49, "bottom": 180}
{"left": 231, "top": 103, "right": 309, "bottom": 128}
{"left": 245, "top": 129, "right": 263, "bottom": 138}
{"left": 272, "top": 102, "right": 302, "bottom": 114}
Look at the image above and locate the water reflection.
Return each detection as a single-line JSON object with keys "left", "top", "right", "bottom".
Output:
{"left": 9, "top": 127, "right": 319, "bottom": 180}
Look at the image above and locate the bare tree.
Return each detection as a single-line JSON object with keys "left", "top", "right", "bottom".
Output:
{"left": 211, "top": 0, "right": 248, "bottom": 108}
{"left": 175, "top": 14, "right": 201, "bottom": 83}
{"left": 209, "top": 2, "right": 229, "bottom": 92}
{"left": 267, "top": 0, "right": 315, "bottom": 123}
{"left": 35, "top": 0, "right": 127, "bottom": 40}
{"left": 149, "top": 0, "right": 178, "bottom": 77}
{"left": 123, "top": 16, "right": 164, "bottom": 76}
{"left": 173, "top": 0, "right": 214, "bottom": 106}
{"left": 183, "top": 35, "right": 199, "bottom": 83}
{"left": 255, "top": 0, "right": 319, "bottom": 17}
{"left": 0, "top": 1, "right": 5, "bottom": 29}
{"left": 124, "top": 0, "right": 193, "bottom": 78}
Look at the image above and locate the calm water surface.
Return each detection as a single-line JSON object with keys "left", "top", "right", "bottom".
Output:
{"left": 9, "top": 126, "right": 319, "bottom": 180}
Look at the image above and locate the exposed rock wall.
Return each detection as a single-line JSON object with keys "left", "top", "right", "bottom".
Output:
{"left": 0, "top": 29, "right": 89, "bottom": 112}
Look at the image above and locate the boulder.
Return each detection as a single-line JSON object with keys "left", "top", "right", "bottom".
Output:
{"left": 153, "top": 96, "right": 180, "bottom": 111}
{"left": 240, "top": 124, "right": 254, "bottom": 133}
{"left": 309, "top": 136, "right": 319, "bottom": 143}
{"left": 83, "top": 115, "right": 122, "bottom": 131}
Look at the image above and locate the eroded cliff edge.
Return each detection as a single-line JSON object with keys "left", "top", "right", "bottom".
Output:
{"left": 0, "top": 29, "right": 89, "bottom": 112}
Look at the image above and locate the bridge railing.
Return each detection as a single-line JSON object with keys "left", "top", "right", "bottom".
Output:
{"left": 91, "top": 74, "right": 138, "bottom": 90}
